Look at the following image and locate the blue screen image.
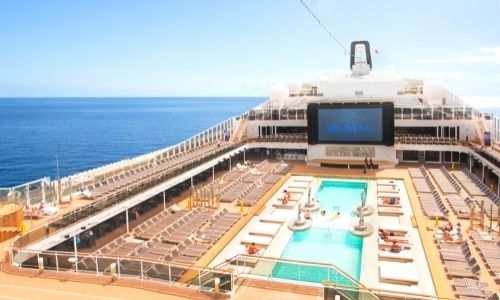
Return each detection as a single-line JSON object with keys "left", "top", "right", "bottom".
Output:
{"left": 318, "top": 107, "right": 383, "bottom": 142}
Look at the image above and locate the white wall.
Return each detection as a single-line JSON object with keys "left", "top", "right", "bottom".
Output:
{"left": 317, "top": 80, "right": 398, "bottom": 98}
{"left": 307, "top": 144, "right": 397, "bottom": 163}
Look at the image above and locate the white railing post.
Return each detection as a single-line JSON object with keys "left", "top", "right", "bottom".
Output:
{"left": 95, "top": 256, "right": 99, "bottom": 276}
{"left": 55, "top": 252, "right": 59, "bottom": 272}
{"left": 198, "top": 269, "right": 202, "bottom": 290}
{"left": 140, "top": 260, "right": 144, "bottom": 280}
{"left": 168, "top": 263, "right": 172, "bottom": 286}
{"left": 117, "top": 259, "right": 120, "bottom": 278}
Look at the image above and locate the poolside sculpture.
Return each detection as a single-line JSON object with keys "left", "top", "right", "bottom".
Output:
{"left": 288, "top": 202, "right": 312, "bottom": 231}
{"left": 350, "top": 212, "right": 373, "bottom": 237}
{"left": 304, "top": 186, "right": 320, "bottom": 211}
{"left": 353, "top": 190, "right": 373, "bottom": 216}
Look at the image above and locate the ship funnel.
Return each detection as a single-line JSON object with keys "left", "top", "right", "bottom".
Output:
{"left": 350, "top": 41, "right": 372, "bottom": 76}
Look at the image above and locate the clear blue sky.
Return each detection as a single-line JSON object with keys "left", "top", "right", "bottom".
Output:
{"left": 0, "top": 0, "right": 499, "bottom": 99}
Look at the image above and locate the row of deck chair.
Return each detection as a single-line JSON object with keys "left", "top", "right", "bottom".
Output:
{"left": 452, "top": 170, "right": 487, "bottom": 197}
{"left": 446, "top": 194, "right": 474, "bottom": 219}
{"left": 439, "top": 166, "right": 462, "bottom": 191}
{"left": 453, "top": 278, "right": 498, "bottom": 300}
{"left": 397, "top": 135, "right": 459, "bottom": 145}
{"left": 429, "top": 167, "right": 460, "bottom": 194}
{"left": 411, "top": 167, "right": 449, "bottom": 218}
{"left": 220, "top": 161, "right": 286, "bottom": 203}
{"left": 470, "top": 231, "right": 500, "bottom": 284}
{"left": 438, "top": 241, "right": 482, "bottom": 280}
{"left": 464, "top": 169, "right": 500, "bottom": 204}
{"left": 454, "top": 169, "right": 499, "bottom": 219}
{"left": 82, "top": 141, "right": 227, "bottom": 199}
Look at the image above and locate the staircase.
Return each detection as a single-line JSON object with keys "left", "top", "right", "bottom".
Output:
{"left": 474, "top": 119, "right": 489, "bottom": 146}
{"left": 230, "top": 118, "right": 248, "bottom": 144}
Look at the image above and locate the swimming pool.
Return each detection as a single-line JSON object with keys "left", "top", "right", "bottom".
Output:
{"left": 315, "top": 181, "right": 367, "bottom": 215}
{"left": 271, "top": 180, "right": 366, "bottom": 283}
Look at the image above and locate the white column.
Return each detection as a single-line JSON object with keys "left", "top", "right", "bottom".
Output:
{"left": 163, "top": 190, "right": 166, "bottom": 210}
{"left": 470, "top": 156, "right": 473, "bottom": 171}
{"left": 126, "top": 209, "right": 129, "bottom": 233}
{"left": 229, "top": 156, "right": 232, "bottom": 171}
{"left": 73, "top": 235, "right": 78, "bottom": 261}
{"left": 212, "top": 166, "right": 215, "bottom": 182}
{"left": 482, "top": 165, "right": 485, "bottom": 182}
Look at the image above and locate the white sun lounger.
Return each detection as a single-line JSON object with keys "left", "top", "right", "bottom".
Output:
{"left": 379, "top": 249, "right": 414, "bottom": 262}
{"left": 377, "top": 186, "right": 400, "bottom": 193}
{"left": 377, "top": 179, "right": 398, "bottom": 186}
{"left": 377, "top": 199, "right": 402, "bottom": 208}
{"left": 272, "top": 201, "right": 297, "bottom": 209}
{"left": 378, "top": 192, "right": 401, "bottom": 198}
{"left": 379, "top": 223, "right": 409, "bottom": 233}
{"left": 293, "top": 176, "right": 314, "bottom": 182}
{"left": 379, "top": 261, "right": 419, "bottom": 284}
{"left": 259, "top": 215, "right": 287, "bottom": 224}
{"left": 378, "top": 206, "right": 404, "bottom": 216}
{"left": 288, "top": 181, "right": 310, "bottom": 188}
{"left": 240, "top": 235, "right": 273, "bottom": 247}
{"left": 378, "top": 283, "right": 421, "bottom": 297}
{"left": 283, "top": 187, "right": 306, "bottom": 193}
{"left": 249, "top": 223, "right": 281, "bottom": 237}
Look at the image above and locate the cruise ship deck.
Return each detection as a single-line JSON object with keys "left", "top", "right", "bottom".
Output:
{"left": 1, "top": 41, "right": 500, "bottom": 300}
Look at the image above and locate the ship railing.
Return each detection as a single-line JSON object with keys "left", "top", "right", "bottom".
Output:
{"left": 8, "top": 247, "right": 234, "bottom": 296}
{"left": 219, "top": 253, "right": 381, "bottom": 300}
{"left": 12, "top": 142, "right": 244, "bottom": 249}
{"left": 0, "top": 177, "right": 53, "bottom": 209}
{"left": 55, "top": 116, "right": 239, "bottom": 198}
{"left": 394, "top": 105, "right": 482, "bottom": 121}
{"left": 247, "top": 133, "right": 308, "bottom": 143}
{"left": 247, "top": 107, "right": 307, "bottom": 121}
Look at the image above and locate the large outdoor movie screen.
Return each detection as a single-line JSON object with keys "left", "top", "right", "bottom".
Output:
{"left": 317, "top": 106, "right": 383, "bottom": 143}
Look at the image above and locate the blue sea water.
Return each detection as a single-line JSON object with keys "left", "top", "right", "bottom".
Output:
{"left": 0, "top": 97, "right": 264, "bottom": 187}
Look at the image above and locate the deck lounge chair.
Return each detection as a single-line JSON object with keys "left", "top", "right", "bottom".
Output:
{"left": 379, "top": 223, "right": 409, "bottom": 234}
{"left": 379, "top": 261, "right": 419, "bottom": 285}
{"left": 241, "top": 234, "right": 273, "bottom": 247}
{"left": 378, "top": 206, "right": 404, "bottom": 216}
{"left": 259, "top": 215, "right": 287, "bottom": 224}
{"left": 378, "top": 249, "right": 414, "bottom": 262}
{"left": 249, "top": 222, "right": 281, "bottom": 237}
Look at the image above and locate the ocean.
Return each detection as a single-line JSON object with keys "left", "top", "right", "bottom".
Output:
{"left": 0, "top": 97, "right": 264, "bottom": 187}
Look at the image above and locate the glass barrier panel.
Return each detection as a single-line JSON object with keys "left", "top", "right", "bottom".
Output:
{"left": 394, "top": 107, "right": 402, "bottom": 119}
{"left": 119, "top": 259, "right": 142, "bottom": 279}
{"left": 402, "top": 108, "right": 411, "bottom": 120}
{"left": 423, "top": 107, "right": 432, "bottom": 120}
{"left": 96, "top": 256, "right": 117, "bottom": 276}
{"left": 433, "top": 107, "right": 442, "bottom": 120}
{"left": 77, "top": 255, "right": 98, "bottom": 274}
{"left": 39, "top": 251, "right": 59, "bottom": 271}
{"left": 56, "top": 252, "right": 77, "bottom": 272}
{"left": 412, "top": 108, "right": 422, "bottom": 120}
{"left": 443, "top": 107, "right": 453, "bottom": 120}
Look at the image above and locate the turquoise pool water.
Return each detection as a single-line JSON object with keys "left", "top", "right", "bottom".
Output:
{"left": 271, "top": 180, "right": 366, "bottom": 283}
{"left": 271, "top": 228, "right": 363, "bottom": 282}
{"left": 315, "top": 181, "right": 367, "bottom": 215}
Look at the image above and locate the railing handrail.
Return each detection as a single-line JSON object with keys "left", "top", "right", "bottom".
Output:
{"left": 322, "top": 281, "right": 446, "bottom": 300}
{"left": 11, "top": 246, "right": 234, "bottom": 274}
{"left": 230, "top": 253, "right": 370, "bottom": 290}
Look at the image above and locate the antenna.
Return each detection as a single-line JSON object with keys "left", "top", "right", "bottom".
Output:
{"left": 298, "top": 0, "right": 354, "bottom": 58}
